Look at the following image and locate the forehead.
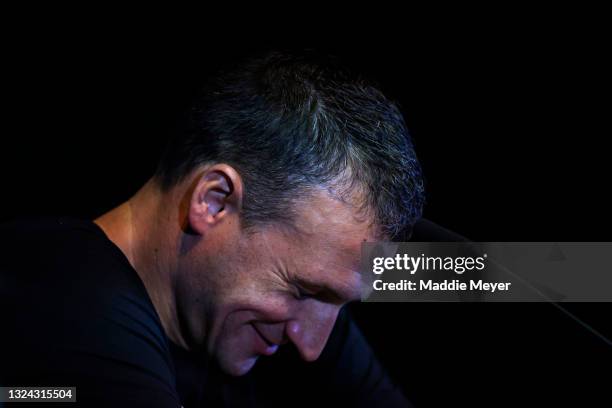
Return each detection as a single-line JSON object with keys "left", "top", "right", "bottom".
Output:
{"left": 292, "top": 189, "right": 376, "bottom": 248}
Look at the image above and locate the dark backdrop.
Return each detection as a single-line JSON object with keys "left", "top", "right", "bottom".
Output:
{"left": 2, "top": 20, "right": 610, "bottom": 407}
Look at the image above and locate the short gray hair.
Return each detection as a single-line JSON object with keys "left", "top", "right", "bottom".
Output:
{"left": 155, "top": 51, "right": 425, "bottom": 239}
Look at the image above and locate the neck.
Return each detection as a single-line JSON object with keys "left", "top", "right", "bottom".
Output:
{"left": 94, "top": 178, "right": 189, "bottom": 349}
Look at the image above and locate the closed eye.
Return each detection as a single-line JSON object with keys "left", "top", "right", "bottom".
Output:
{"left": 294, "top": 284, "right": 317, "bottom": 300}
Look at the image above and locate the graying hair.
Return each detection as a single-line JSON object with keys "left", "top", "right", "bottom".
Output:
{"left": 155, "top": 51, "right": 425, "bottom": 239}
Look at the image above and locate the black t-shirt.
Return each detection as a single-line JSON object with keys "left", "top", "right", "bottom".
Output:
{"left": 0, "top": 217, "right": 410, "bottom": 407}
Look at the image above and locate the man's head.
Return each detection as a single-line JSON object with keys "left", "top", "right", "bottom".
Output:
{"left": 152, "top": 51, "right": 425, "bottom": 375}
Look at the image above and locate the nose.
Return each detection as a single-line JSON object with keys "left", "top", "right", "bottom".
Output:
{"left": 285, "top": 303, "right": 341, "bottom": 362}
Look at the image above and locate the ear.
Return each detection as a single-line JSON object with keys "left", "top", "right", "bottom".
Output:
{"left": 188, "top": 164, "right": 243, "bottom": 235}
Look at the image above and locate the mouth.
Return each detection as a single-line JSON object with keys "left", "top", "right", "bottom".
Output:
{"left": 251, "top": 323, "right": 279, "bottom": 356}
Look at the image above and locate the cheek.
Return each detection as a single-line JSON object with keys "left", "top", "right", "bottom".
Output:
{"left": 213, "top": 270, "right": 297, "bottom": 321}
{"left": 219, "top": 297, "right": 294, "bottom": 330}
{"left": 204, "top": 280, "right": 294, "bottom": 350}
{"left": 210, "top": 299, "right": 294, "bottom": 354}
{"left": 219, "top": 318, "right": 255, "bottom": 348}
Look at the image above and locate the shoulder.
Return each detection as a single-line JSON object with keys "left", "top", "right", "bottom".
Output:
{"left": 1, "top": 216, "right": 147, "bottom": 303}
{"left": 1, "top": 216, "right": 132, "bottom": 281}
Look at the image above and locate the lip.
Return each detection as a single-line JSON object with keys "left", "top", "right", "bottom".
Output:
{"left": 251, "top": 323, "right": 279, "bottom": 356}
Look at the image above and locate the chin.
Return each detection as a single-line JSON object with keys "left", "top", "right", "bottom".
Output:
{"left": 220, "top": 355, "right": 259, "bottom": 376}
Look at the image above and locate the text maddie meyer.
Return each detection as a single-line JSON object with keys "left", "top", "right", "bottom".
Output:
{"left": 372, "top": 279, "right": 512, "bottom": 292}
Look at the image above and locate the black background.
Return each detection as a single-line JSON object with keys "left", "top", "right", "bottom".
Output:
{"left": 2, "top": 11, "right": 610, "bottom": 407}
